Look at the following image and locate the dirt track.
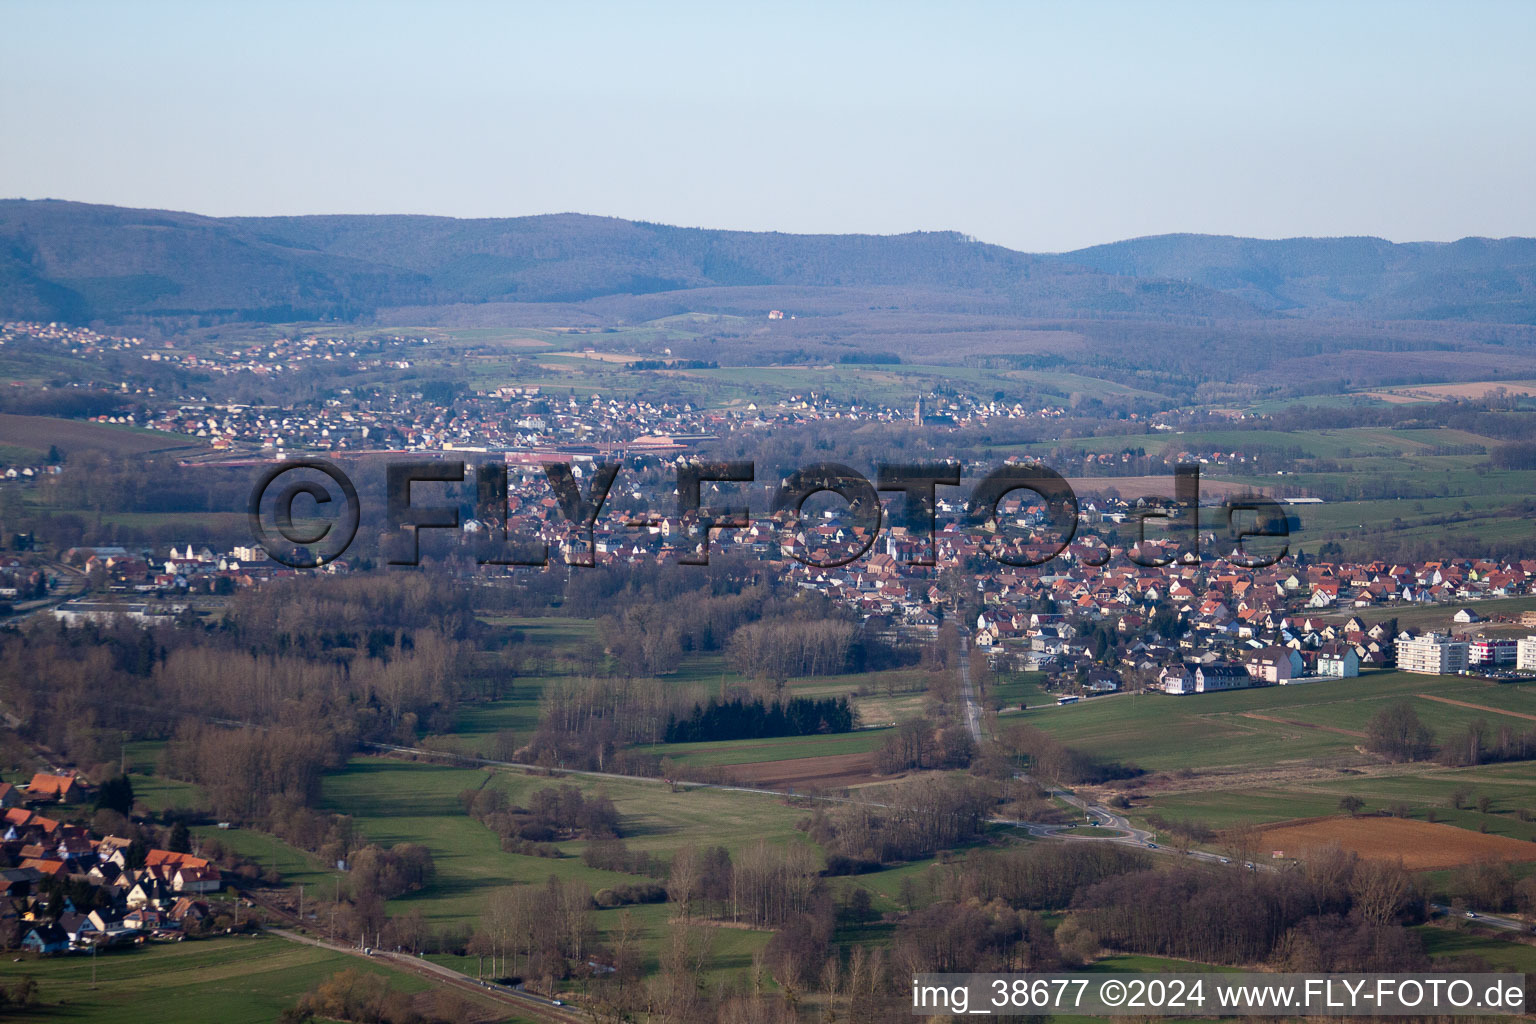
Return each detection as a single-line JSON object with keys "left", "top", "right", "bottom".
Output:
{"left": 1418, "top": 693, "right": 1536, "bottom": 723}
{"left": 1258, "top": 815, "right": 1536, "bottom": 870}
{"left": 1239, "top": 712, "right": 1367, "bottom": 738}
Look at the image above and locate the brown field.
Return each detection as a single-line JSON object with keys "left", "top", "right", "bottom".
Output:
{"left": 1257, "top": 815, "right": 1536, "bottom": 870}
{"left": 1371, "top": 380, "right": 1536, "bottom": 403}
{"left": 0, "top": 413, "right": 204, "bottom": 458}
{"left": 1065, "top": 475, "right": 1274, "bottom": 499}
{"left": 726, "top": 752, "right": 879, "bottom": 790}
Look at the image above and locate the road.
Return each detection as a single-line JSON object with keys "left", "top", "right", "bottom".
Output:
{"left": 1429, "top": 903, "right": 1531, "bottom": 933}
{"left": 956, "top": 638, "right": 1234, "bottom": 864}
{"left": 956, "top": 638, "right": 983, "bottom": 744}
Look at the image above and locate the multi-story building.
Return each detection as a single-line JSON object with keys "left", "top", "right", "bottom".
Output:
{"left": 1517, "top": 636, "right": 1536, "bottom": 672}
{"left": 1469, "top": 638, "right": 1519, "bottom": 666}
{"left": 1396, "top": 633, "right": 1470, "bottom": 675}
{"left": 1195, "top": 662, "right": 1252, "bottom": 692}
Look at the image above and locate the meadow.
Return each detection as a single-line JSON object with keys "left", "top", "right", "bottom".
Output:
{"left": 0, "top": 935, "right": 472, "bottom": 1024}
{"left": 1022, "top": 671, "right": 1536, "bottom": 773}
{"left": 313, "top": 756, "right": 803, "bottom": 979}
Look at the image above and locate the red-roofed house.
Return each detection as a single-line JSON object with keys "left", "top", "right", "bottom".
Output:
{"left": 145, "top": 849, "right": 210, "bottom": 871}
{"left": 26, "top": 772, "right": 83, "bottom": 804}
{"left": 19, "top": 857, "right": 67, "bottom": 877}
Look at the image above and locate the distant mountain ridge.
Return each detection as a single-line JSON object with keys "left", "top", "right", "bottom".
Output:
{"left": 1052, "top": 233, "right": 1536, "bottom": 321}
{"left": 2, "top": 199, "right": 1533, "bottom": 324}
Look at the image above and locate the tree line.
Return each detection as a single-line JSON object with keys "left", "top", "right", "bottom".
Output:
{"left": 663, "top": 696, "right": 853, "bottom": 744}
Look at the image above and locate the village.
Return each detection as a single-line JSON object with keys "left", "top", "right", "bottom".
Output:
{"left": 30, "top": 511, "right": 1536, "bottom": 704}
{"left": 1, "top": 770, "right": 229, "bottom": 955}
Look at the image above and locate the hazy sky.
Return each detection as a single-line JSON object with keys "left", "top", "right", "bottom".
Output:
{"left": 3, "top": 1, "right": 1533, "bottom": 251}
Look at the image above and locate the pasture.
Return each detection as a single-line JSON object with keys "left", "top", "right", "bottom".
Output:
{"left": 318, "top": 757, "right": 807, "bottom": 927}
{"left": 312, "top": 756, "right": 798, "bottom": 985}
{"left": 1022, "top": 671, "right": 1536, "bottom": 774}
{"left": 0, "top": 935, "right": 445, "bottom": 1024}
{"left": 1127, "top": 759, "right": 1536, "bottom": 837}
{"left": 1419, "top": 926, "right": 1536, "bottom": 973}
{"left": 1338, "top": 595, "right": 1536, "bottom": 633}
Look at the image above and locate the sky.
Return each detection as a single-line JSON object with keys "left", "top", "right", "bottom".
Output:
{"left": 3, "top": 0, "right": 1534, "bottom": 252}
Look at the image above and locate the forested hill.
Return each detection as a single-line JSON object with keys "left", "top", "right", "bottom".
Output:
{"left": 1055, "top": 233, "right": 1536, "bottom": 321}
{"left": 2, "top": 198, "right": 1534, "bottom": 324}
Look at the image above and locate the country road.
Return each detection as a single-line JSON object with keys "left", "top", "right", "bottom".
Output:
{"left": 1429, "top": 904, "right": 1533, "bottom": 933}
{"left": 956, "top": 637, "right": 1200, "bottom": 859}
{"left": 957, "top": 637, "right": 984, "bottom": 744}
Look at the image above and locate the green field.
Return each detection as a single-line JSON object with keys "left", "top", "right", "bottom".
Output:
{"left": 986, "top": 671, "right": 1051, "bottom": 710}
{"left": 1419, "top": 925, "right": 1536, "bottom": 973}
{"left": 0, "top": 935, "right": 482, "bottom": 1024}
{"left": 1140, "top": 760, "right": 1536, "bottom": 834}
{"left": 319, "top": 756, "right": 807, "bottom": 922}
{"left": 421, "top": 616, "right": 602, "bottom": 755}
{"left": 1335, "top": 595, "right": 1536, "bottom": 633}
{"left": 309, "top": 756, "right": 803, "bottom": 987}
{"left": 1020, "top": 426, "right": 1498, "bottom": 460}
{"left": 1024, "top": 672, "right": 1536, "bottom": 773}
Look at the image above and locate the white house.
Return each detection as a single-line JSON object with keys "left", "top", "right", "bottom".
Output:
{"left": 1159, "top": 665, "right": 1194, "bottom": 695}
{"left": 173, "top": 864, "right": 222, "bottom": 894}
{"left": 1316, "top": 643, "right": 1360, "bottom": 678}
